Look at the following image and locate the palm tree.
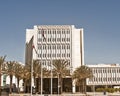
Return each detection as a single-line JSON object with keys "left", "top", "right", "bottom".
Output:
{"left": 21, "top": 65, "right": 31, "bottom": 93}
{"left": 5, "top": 61, "right": 16, "bottom": 94}
{"left": 33, "top": 60, "right": 50, "bottom": 93}
{"left": 0, "top": 56, "right": 6, "bottom": 95}
{"left": 33, "top": 60, "right": 41, "bottom": 91}
{"left": 72, "top": 65, "right": 93, "bottom": 93}
{"left": 43, "top": 67, "right": 50, "bottom": 78}
{"left": 52, "top": 59, "right": 70, "bottom": 93}
{"left": 14, "top": 62, "right": 23, "bottom": 93}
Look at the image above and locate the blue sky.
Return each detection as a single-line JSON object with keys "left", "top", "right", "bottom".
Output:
{"left": 0, "top": 0, "right": 120, "bottom": 64}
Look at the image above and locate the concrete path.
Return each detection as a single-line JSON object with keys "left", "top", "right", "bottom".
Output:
{"left": 7, "top": 92, "right": 120, "bottom": 96}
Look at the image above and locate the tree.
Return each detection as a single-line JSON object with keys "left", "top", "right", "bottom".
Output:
{"left": 33, "top": 60, "right": 50, "bottom": 93}
{"left": 52, "top": 59, "right": 70, "bottom": 93}
{"left": 33, "top": 60, "right": 41, "bottom": 92}
{"left": 14, "top": 62, "right": 23, "bottom": 93}
{"left": 5, "top": 61, "right": 16, "bottom": 94}
{"left": 0, "top": 56, "right": 6, "bottom": 95}
{"left": 72, "top": 65, "right": 93, "bottom": 93}
{"left": 20, "top": 65, "right": 31, "bottom": 93}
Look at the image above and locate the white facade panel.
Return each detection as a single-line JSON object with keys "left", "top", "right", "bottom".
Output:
{"left": 72, "top": 28, "right": 81, "bottom": 70}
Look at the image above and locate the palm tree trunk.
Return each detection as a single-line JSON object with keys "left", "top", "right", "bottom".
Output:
{"left": 82, "top": 79, "right": 84, "bottom": 93}
{"left": 23, "top": 79, "right": 26, "bottom": 93}
{"left": 80, "top": 80, "right": 82, "bottom": 93}
{"left": 84, "top": 79, "right": 86, "bottom": 94}
{"left": 27, "top": 80, "right": 30, "bottom": 93}
{"left": 79, "top": 85, "right": 80, "bottom": 92}
{"left": 59, "top": 75, "right": 62, "bottom": 94}
{"left": 26, "top": 80, "right": 29, "bottom": 93}
{"left": 10, "top": 75, "right": 13, "bottom": 94}
{"left": 24, "top": 79, "right": 27, "bottom": 93}
{"left": 38, "top": 77, "right": 41, "bottom": 93}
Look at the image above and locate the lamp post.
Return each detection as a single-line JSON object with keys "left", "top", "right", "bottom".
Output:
{"left": 50, "top": 30, "right": 53, "bottom": 96}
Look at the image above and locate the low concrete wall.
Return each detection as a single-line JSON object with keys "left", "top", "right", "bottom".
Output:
{"left": 9, "top": 94, "right": 86, "bottom": 96}
{"left": 1, "top": 91, "right": 9, "bottom": 96}
{"left": 9, "top": 94, "right": 30, "bottom": 96}
{"left": 9, "top": 94, "right": 45, "bottom": 96}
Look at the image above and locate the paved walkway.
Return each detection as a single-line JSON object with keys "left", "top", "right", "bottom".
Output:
{"left": 4, "top": 92, "right": 120, "bottom": 96}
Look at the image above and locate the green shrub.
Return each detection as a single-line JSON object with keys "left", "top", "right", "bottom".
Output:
{"left": 96, "top": 88, "right": 104, "bottom": 92}
{"left": 96, "top": 87, "right": 116, "bottom": 93}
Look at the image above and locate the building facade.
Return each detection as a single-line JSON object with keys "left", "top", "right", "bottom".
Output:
{"left": 25, "top": 25, "right": 84, "bottom": 93}
{"left": 86, "top": 64, "right": 120, "bottom": 91}
{"left": 25, "top": 25, "right": 84, "bottom": 71}
{"left": 25, "top": 25, "right": 120, "bottom": 93}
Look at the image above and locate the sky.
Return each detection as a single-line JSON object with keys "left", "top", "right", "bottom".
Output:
{"left": 0, "top": 0, "right": 120, "bottom": 64}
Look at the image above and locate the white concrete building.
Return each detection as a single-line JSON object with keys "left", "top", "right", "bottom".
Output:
{"left": 87, "top": 64, "right": 120, "bottom": 86}
{"left": 25, "top": 25, "right": 120, "bottom": 93}
{"left": 25, "top": 25, "right": 84, "bottom": 71}
{"left": 25, "top": 25, "right": 84, "bottom": 93}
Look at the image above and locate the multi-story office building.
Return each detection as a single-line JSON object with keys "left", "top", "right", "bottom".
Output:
{"left": 25, "top": 25, "right": 84, "bottom": 70}
{"left": 25, "top": 25, "right": 84, "bottom": 93}
{"left": 86, "top": 64, "right": 120, "bottom": 91}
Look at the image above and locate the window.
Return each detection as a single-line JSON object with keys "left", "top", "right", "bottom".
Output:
{"left": 49, "top": 30, "right": 51, "bottom": 34}
{"left": 48, "top": 38, "right": 49, "bottom": 42}
{"left": 68, "top": 53, "right": 70, "bottom": 57}
{"left": 44, "top": 30, "right": 46, "bottom": 34}
{"left": 53, "top": 30, "right": 54, "bottom": 34}
{"left": 38, "top": 38, "right": 41, "bottom": 42}
{"left": 38, "top": 45, "right": 42, "bottom": 49}
{"left": 43, "top": 45, "right": 45, "bottom": 49}
{"left": 57, "top": 38, "right": 60, "bottom": 42}
{"left": 54, "top": 54, "right": 56, "bottom": 57}
{"left": 48, "top": 45, "right": 50, "bottom": 50}
{"left": 48, "top": 30, "right": 49, "bottom": 34}
{"left": 69, "top": 38, "right": 70, "bottom": 41}
{"left": 62, "top": 38, "right": 64, "bottom": 41}
{"left": 45, "top": 45, "right": 46, "bottom": 49}
{"left": 48, "top": 54, "right": 49, "bottom": 57}
{"left": 64, "top": 54, "right": 65, "bottom": 57}
{"left": 39, "top": 54, "right": 41, "bottom": 58}
{"left": 67, "top": 45, "right": 70, "bottom": 49}
{"left": 52, "top": 38, "right": 54, "bottom": 42}
{"left": 54, "top": 45, "right": 56, "bottom": 49}
{"left": 44, "top": 54, "right": 46, "bottom": 57}
{"left": 49, "top": 38, "right": 51, "bottom": 42}
{"left": 64, "top": 45, "right": 65, "bottom": 49}
{"left": 54, "top": 38, "right": 56, "bottom": 42}
{"left": 67, "top": 30, "right": 70, "bottom": 34}
{"left": 57, "top": 44, "right": 61, "bottom": 49}
{"left": 62, "top": 45, "right": 64, "bottom": 49}
{"left": 64, "top": 38, "right": 66, "bottom": 42}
